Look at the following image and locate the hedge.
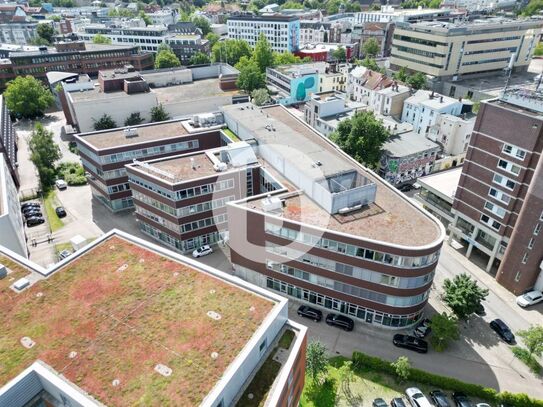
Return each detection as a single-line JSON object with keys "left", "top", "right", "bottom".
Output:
{"left": 352, "top": 351, "right": 543, "bottom": 407}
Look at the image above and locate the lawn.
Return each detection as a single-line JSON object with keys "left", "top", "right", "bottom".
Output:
{"left": 43, "top": 191, "right": 64, "bottom": 232}
{"left": 223, "top": 128, "right": 241, "bottom": 142}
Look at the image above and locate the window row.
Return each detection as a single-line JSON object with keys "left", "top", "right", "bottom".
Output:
{"left": 181, "top": 213, "right": 227, "bottom": 233}
{"left": 497, "top": 159, "right": 521, "bottom": 176}
{"left": 502, "top": 143, "right": 527, "bottom": 160}
{"left": 103, "top": 140, "right": 199, "bottom": 164}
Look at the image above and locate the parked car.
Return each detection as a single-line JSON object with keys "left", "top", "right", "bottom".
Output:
{"left": 58, "top": 250, "right": 72, "bottom": 260}
{"left": 452, "top": 392, "right": 473, "bottom": 407}
{"left": 55, "top": 179, "right": 67, "bottom": 190}
{"left": 405, "top": 388, "right": 432, "bottom": 407}
{"left": 26, "top": 217, "right": 45, "bottom": 227}
{"left": 489, "top": 319, "right": 515, "bottom": 344}
{"left": 516, "top": 290, "right": 543, "bottom": 308}
{"left": 475, "top": 404, "right": 492, "bottom": 407}
{"left": 21, "top": 202, "right": 40, "bottom": 211}
{"left": 373, "top": 398, "right": 388, "bottom": 407}
{"left": 413, "top": 324, "right": 431, "bottom": 338}
{"left": 391, "top": 398, "right": 407, "bottom": 407}
{"left": 55, "top": 206, "right": 67, "bottom": 218}
{"left": 23, "top": 210, "right": 42, "bottom": 219}
{"left": 399, "top": 184, "right": 413, "bottom": 192}
{"left": 474, "top": 302, "right": 486, "bottom": 316}
{"left": 429, "top": 390, "right": 451, "bottom": 407}
{"left": 393, "top": 334, "right": 428, "bottom": 353}
{"left": 325, "top": 313, "right": 354, "bottom": 331}
{"left": 22, "top": 205, "right": 41, "bottom": 214}
{"left": 192, "top": 245, "right": 213, "bottom": 258}
{"left": 297, "top": 305, "right": 323, "bottom": 322}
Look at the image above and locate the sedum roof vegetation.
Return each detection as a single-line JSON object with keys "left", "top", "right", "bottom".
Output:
{"left": 0, "top": 236, "right": 274, "bottom": 406}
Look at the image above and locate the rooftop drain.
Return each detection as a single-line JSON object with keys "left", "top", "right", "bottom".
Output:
{"left": 154, "top": 364, "right": 172, "bottom": 377}
{"left": 20, "top": 337, "right": 35, "bottom": 349}
{"left": 36, "top": 292, "right": 44, "bottom": 298}
{"left": 207, "top": 311, "right": 222, "bottom": 321}
{"left": 249, "top": 306, "right": 256, "bottom": 312}
{"left": 211, "top": 352, "right": 219, "bottom": 359}
{"left": 173, "top": 272, "right": 179, "bottom": 277}
{"left": 68, "top": 351, "right": 78, "bottom": 359}
{"left": 112, "top": 379, "right": 121, "bottom": 387}
{"left": 116, "top": 264, "right": 128, "bottom": 273}
{"left": 109, "top": 245, "right": 116, "bottom": 250}
{"left": 139, "top": 258, "right": 145, "bottom": 263}
{"left": 209, "top": 289, "right": 216, "bottom": 294}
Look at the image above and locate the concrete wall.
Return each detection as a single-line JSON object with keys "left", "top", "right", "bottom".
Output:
{"left": 142, "top": 68, "right": 193, "bottom": 88}
{"left": 0, "top": 155, "right": 26, "bottom": 258}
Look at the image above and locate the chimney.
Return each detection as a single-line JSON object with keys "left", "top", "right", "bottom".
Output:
{"left": 458, "top": 96, "right": 462, "bottom": 102}
{"left": 430, "top": 90, "right": 434, "bottom": 99}
{"left": 440, "top": 96, "right": 444, "bottom": 103}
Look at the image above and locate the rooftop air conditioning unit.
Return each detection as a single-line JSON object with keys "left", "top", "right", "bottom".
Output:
{"left": 213, "top": 162, "right": 228, "bottom": 172}
{"left": 124, "top": 128, "right": 138, "bottom": 138}
{"left": 261, "top": 195, "right": 282, "bottom": 212}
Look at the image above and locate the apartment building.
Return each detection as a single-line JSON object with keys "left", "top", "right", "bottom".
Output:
{"left": 0, "top": 154, "right": 25, "bottom": 258}
{"left": 300, "top": 21, "right": 331, "bottom": 44}
{"left": 428, "top": 113, "right": 476, "bottom": 156}
{"left": 227, "top": 15, "right": 300, "bottom": 53}
{"left": 401, "top": 90, "right": 463, "bottom": 136}
{"left": 450, "top": 89, "right": 543, "bottom": 294}
{"left": 0, "top": 21, "right": 38, "bottom": 45}
{"left": 0, "top": 42, "right": 154, "bottom": 89}
{"left": 390, "top": 18, "right": 543, "bottom": 80}
{"left": 223, "top": 103, "right": 445, "bottom": 329}
{"left": 0, "top": 96, "right": 18, "bottom": 187}
{"left": 347, "top": 66, "right": 394, "bottom": 104}
{"left": 369, "top": 82, "right": 410, "bottom": 118}
{"left": 74, "top": 118, "right": 225, "bottom": 211}
{"left": 149, "top": 9, "right": 177, "bottom": 26}
{"left": 0, "top": 229, "right": 307, "bottom": 407}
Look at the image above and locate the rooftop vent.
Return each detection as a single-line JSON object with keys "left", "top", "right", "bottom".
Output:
{"left": 13, "top": 278, "right": 29, "bottom": 291}
{"left": 0, "top": 264, "right": 6, "bottom": 279}
{"left": 214, "top": 162, "right": 227, "bottom": 172}
{"left": 124, "top": 128, "right": 138, "bottom": 138}
{"left": 20, "top": 337, "right": 35, "bottom": 349}
{"left": 207, "top": 310, "right": 222, "bottom": 320}
{"left": 154, "top": 364, "right": 172, "bottom": 377}
{"left": 261, "top": 195, "right": 282, "bottom": 212}
{"left": 117, "top": 264, "right": 128, "bottom": 273}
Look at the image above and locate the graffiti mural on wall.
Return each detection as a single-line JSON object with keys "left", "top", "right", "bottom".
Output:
{"left": 380, "top": 153, "right": 436, "bottom": 185}
{"left": 278, "top": 74, "right": 318, "bottom": 105}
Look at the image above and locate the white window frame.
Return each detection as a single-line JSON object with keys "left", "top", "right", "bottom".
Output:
{"left": 484, "top": 201, "right": 506, "bottom": 219}
{"left": 497, "top": 159, "right": 521, "bottom": 176}
{"left": 521, "top": 252, "right": 528, "bottom": 264}
{"left": 492, "top": 173, "right": 516, "bottom": 191}
{"left": 480, "top": 214, "right": 501, "bottom": 231}
{"left": 488, "top": 187, "right": 511, "bottom": 205}
{"left": 502, "top": 144, "right": 527, "bottom": 161}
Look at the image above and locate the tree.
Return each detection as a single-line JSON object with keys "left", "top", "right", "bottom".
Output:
{"left": 442, "top": 273, "right": 489, "bottom": 320}
{"left": 330, "top": 111, "right": 389, "bottom": 169}
{"left": 273, "top": 51, "right": 304, "bottom": 65}
{"left": 211, "top": 39, "right": 252, "bottom": 66}
{"left": 50, "top": 15, "right": 62, "bottom": 22}
{"left": 192, "top": 15, "right": 211, "bottom": 35}
{"left": 390, "top": 356, "right": 410, "bottom": 382}
{"left": 251, "top": 88, "right": 270, "bottom": 106}
{"left": 155, "top": 49, "right": 181, "bottom": 69}
{"left": 139, "top": 10, "right": 152, "bottom": 26}
{"left": 522, "top": 0, "right": 543, "bottom": 16}
{"left": 534, "top": 42, "right": 543, "bottom": 57}
{"left": 29, "top": 124, "right": 61, "bottom": 190}
{"left": 518, "top": 326, "right": 543, "bottom": 358}
{"left": 93, "top": 114, "right": 117, "bottom": 131}
{"left": 151, "top": 104, "right": 170, "bottom": 122}
{"left": 359, "top": 56, "right": 382, "bottom": 73}
{"left": 93, "top": 34, "right": 112, "bottom": 44}
{"left": 281, "top": 0, "right": 304, "bottom": 9}
{"left": 4, "top": 76, "right": 54, "bottom": 119}
{"left": 306, "top": 341, "right": 327, "bottom": 383}
{"left": 362, "top": 38, "right": 380, "bottom": 58}
{"left": 407, "top": 72, "right": 427, "bottom": 90}
{"left": 430, "top": 313, "right": 460, "bottom": 352}
{"left": 205, "top": 32, "right": 220, "bottom": 48}
{"left": 124, "top": 112, "right": 144, "bottom": 126}
{"left": 37, "top": 23, "right": 55, "bottom": 44}
{"left": 332, "top": 46, "right": 346, "bottom": 62}
{"left": 189, "top": 52, "right": 211, "bottom": 65}
{"left": 235, "top": 56, "right": 265, "bottom": 92}
{"left": 394, "top": 66, "right": 409, "bottom": 83}
{"left": 253, "top": 33, "right": 274, "bottom": 72}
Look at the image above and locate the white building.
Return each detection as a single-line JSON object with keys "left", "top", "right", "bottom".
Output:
{"left": 348, "top": 66, "right": 393, "bottom": 105}
{"left": 78, "top": 24, "right": 170, "bottom": 52}
{"left": 441, "top": 0, "right": 517, "bottom": 11}
{"left": 429, "top": 113, "right": 476, "bottom": 155}
{"left": 148, "top": 10, "right": 177, "bottom": 27}
{"left": 401, "top": 90, "right": 463, "bottom": 136}
{"left": 0, "top": 154, "right": 26, "bottom": 258}
{"left": 368, "top": 83, "right": 411, "bottom": 118}
{"left": 0, "top": 21, "right": 38, "bottom": 45}
{"left": 300, "top": 21, "right": 331, "bottom": 45}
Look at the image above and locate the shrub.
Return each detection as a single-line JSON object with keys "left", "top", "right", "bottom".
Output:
{"left": 57, "top": 162, "right": 87, "bottom": 186}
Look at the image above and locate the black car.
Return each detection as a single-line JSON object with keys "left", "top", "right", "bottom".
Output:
{"left": 22, "top": 205, "right": 41, "bottom": 214}
{"left": 23, "top": 210, "right": 42, "bottom": 219}
{"left": 430, "top": 390, "right": 451, "bottom": 407}
{"left": 55, "top": 206, "right": 67, "bottom": 218}
{"left": 474, "top": 302, "right": 486, "bottom": 316}
{"left": 21, "top": 202, "right": 40, "bottom": 210}
{"left": 26, "top": 217, "right": 45, "bottom": 227}
{"left": 414, "top": 324, "right": 431, "bottom": 338}
{"left": 325, "top": 313, "right": 354, "bottom": 331}
{"left": 373, "top": 398, "right": 388, "bottom": 407}
{"left": 297, "top": 305, "right": 323, "bottom": 322}
{"left": 489, "top": 319, "right": 515, "bottom": 344}
{"left": 392, "top": 334, "right": 428, "bottom": 353}
{"left": 452, "top": 392, "right": 473, "bottom": 407}
{"left": 391, "top": 397, "right": 407, "bottom": 407}
{"left": 399, "top": 184, "right": 413, "bottom": 192}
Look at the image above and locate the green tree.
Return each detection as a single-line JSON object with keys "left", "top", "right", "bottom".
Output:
{"left": 192, "top": 15, "right": 211, "bottom": 35}
{"left": 362, "top": 38, "right": 380, "bottom": 57}
{"left": 211, "top": 39, "right": 252, "bottom": 66}
{"left": 251, "top": 88, "right": 270, "bottom": 106}
{"left": 4, "top": 76, "right": 54, "bottom": 119}
{"left": 332, "top": 46, "right": 346, "bottom": 62}
{"left": 273, "top": 51, "right": 303, "bottom": 65}
{"left": 155, "top": 49, "right": 181, "bottom": 69}
{"left": 359, "top": 56, "right": 382, "bottom": 72}
{"left": 337, "top": 360, "right": 354, "bottom": 394}
{"left": 189, "top": 52, "right": 210, "bottom": 65}
{"left": 29, "top": 124, "right": 62, "bottom": 190}
{"left": 522, "top": 0, "right": 543, "bottom": 16}
{"left": 281, "top": 0, "right": 304, "bottom": 8}
{"left": 326, "top": 0, "right": 342, "bottom": 14}
{"left": 124, "top": 112, "right": 144, "bottom": 126}
{"left": 306, "top": 341, "right": 328, "bottom": 383}
{"left": 50, "top": 15, "right": 62, "bottom": 22}
{"left": 157, "top": 42, "right": 172, "bottom": 53}
{"left": 534, "top": 42, "right": 543, "bottom": 56}
{"left": 442, "top": 273, "right": 489, "bottom": 320}
{"left": 93, "top": 114, "right": 117, "bottom": 131}
{"left": 430, "top": 313, "right": 460, "bottom": 352}
{"left": 205, "top": 32, "right": 220, "bottom": 48}
{"left": 518, "top": 326, "right": 543, "bottom": 358}
{"left": 253, "top": 33, "right": 274, "bottom": 72}
{"left": 394, "top": 66, "right": 409, "bottom": 82}
{"left": 235, "top": 56, "right": 265, "bottom": 92}
{"left": 151, "top": 104, "right": 170, "bottom": 122}
{"left": 390, "top": 356, "right": 410, "bottom": 382}
{"left": 37, "top": 23, "right": 55, "bottom": 44}
{"left": 92, "top": 34, "right": 112, "bottom": 44}
{"left": 407, "top": 72, "right": 427, "bottom": 90}
{"left": 330, "top": 111, "right": 389, "bottom": 169}
{"left": 139, "top": 10, "right": 152, "bottom": 26}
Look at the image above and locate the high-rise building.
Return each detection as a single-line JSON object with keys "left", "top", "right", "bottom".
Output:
{"left": 450, "top": 88, "right": 543, "bottom": 294}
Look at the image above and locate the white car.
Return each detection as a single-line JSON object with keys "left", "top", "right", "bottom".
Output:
{"left": 192, "top": 245, "right": 213, "bottom": 258}
{"left": 405, "top": 388, "right": 432, "bottom": 407}
{"left": 476, "top": 404, "right": 492, "bottom": 407}
{"left": 516, "top": 290, "right": 543, "bottom": 308}
{"left": 55, "top": 179, "right": 67, "bottom": 190}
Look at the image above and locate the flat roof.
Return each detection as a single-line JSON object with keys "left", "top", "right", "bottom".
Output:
{"left": 152, "top": 78, "right": 238, "bottom": 103}
{"left": 417, "top": 167, "right": 462, "bottom": 200}
{"left": 0, "top": 234, "right": 276, "bottom": 406}
{"left": 142, "top": 151, "right": 218, "bottom": 181}
{"left": 224, "top": 104, "right": 442, "bottom": 247}
{"left": 383, "top": 131, "right": 440, "bottom": 157}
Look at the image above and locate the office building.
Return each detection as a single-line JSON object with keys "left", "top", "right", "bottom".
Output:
{"left": 353, "top": 5, "right": 454, "bottom": 25}
{"left": 0, "top": 229, "right": 307, "bottom": 407}
{"left": 227, "top": 15, "right": 300, "bottom": 53}
{"left": 223, "top": 103, "right": 445, "bottom": 328}
{"left": 266, "top": 62, "right": 323, "bottom": 105}
{"left": 0, "top": 96, "right": 18, "bottom": 187}
{"left": 300, "top": 21, "right": 332, "bottom": 44}
{"left": 390, "top": 18, "right": 543, "bottom": 80}
{"left": 450, "top": 88, "right": 543, "bottom": 294}
{"left": 0, "top": 154, "right": 25, "bottom": 258}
